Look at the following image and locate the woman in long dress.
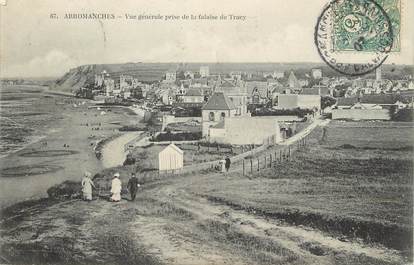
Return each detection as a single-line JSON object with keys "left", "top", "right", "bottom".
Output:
{"left": 81, "top": 171, "right": 95, "bottom": 201}
{"left": 110, "top": 172, "right": 122, "bottom": 202}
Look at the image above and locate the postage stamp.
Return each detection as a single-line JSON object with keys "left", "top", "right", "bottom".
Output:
{"left": 315, "top": 0, "right": 396, "bottom": 76}
{"left": 375, "top": 0, "right": 401, "bottom": 51}
{"left": 332, "top": 0, "right": 401, "bottom": 52}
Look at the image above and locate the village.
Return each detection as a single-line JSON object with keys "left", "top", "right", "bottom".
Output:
{"left": 56, "top": 64, "right": 413, "bottom": 174}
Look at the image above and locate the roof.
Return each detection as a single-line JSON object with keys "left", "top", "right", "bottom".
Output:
{"left": 202, "top": 92, "right": 236, "bottom": 110}
{"left": 249, "top": 86, "right": 268, "bottom": 98}
{"left": 220, "top": 80, "right": 236, "bottom": 88}
{"left": 337, "top": 97, "right": 359, "bottom": 106}
{"left": 185, "top": 88, "right": 203, "bottom": 97}
{"left": 245, "top": 81, "right": 268, "bottom": 95}
{"left": 160, "top": 143, "right": 183, "bottom": 155}
{"left": 288, "top": 71, "right": 298, "bottom": 82}
{"left": 301, "top": 87, "right": 320, "bottom": 95}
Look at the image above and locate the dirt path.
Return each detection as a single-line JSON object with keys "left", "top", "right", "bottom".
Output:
{"left": 101, "top": 132, "right": 142, "bottom": 168}
{"left": 130, "top": 174, "right": 406, "bottom": 265}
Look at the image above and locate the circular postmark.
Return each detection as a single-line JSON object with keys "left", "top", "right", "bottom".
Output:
{"left": 315, "top": 0, "right": 394, "bottom": 76}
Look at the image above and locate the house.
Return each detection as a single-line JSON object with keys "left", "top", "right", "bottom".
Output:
{"left": 120, "top": 75, "right": 134, "bottom": 91}
{"left": 200, "top": 66, "right": 210, "bottom": 77}
{"left": 336, "top": 94, "right": 408, "bottom": 110}
{"left": 209, "top": 116, "right": 282, "bottom": 145}
{"left": 184, "top": 71, "right": 194, "bottom": 80}
{"left": 332, "top": 104, "right": 391, "bottom": 120}
{"left": 230, "top": 71, "right": 242, "bottom": 80}
{"left": 274, "top": 71, "right": 285, "bottom": 79}
{"left": 302, "top": 85, "right": 331, "bottom": 96}
{"left": 159, "top": 88, "right": 177, "bottom": 105}
{"left": 245, "top": 81, "right": 269, "bottom": 104}
{"left": 158, "top": 144, "right": 184, "bottom": 172}
{"left": 311, "top": 68, "right": 322, "bottom": 79}
{"left": 165, "top": 70, "right": 177, "bottom": 82}
{"left": 217, "top": 80, "right": 248, "bottom": 116}
{"left": 181, "top": 88, "right": 204, "bottom": 103}
{"left": 201, "top": 92, "right": 237, "bottom": 137}
{"left": 104, "top": 78, "right": 115, "bottom": 96}
{"left": 287, "top": 71, "right": 301, "bottom": 89}
{"left": 275, "top": 94, "right": 321, "bottom": 110}
{"left": 332, "top": 94, "right": 410, "bottom": 120}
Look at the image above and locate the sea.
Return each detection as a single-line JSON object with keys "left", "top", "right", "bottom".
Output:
{"left": 0, "top": 85, "right": 63, "bottom": 158}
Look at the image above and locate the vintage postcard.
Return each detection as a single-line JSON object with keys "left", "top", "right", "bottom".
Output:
{"left": 0, "top": 0, "right": 413, "bottom": 264}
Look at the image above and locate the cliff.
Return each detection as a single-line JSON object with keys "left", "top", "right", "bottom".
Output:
{"left": 52, "top": 65, "right": 96, "bottom": 93}
{"left": 50, "top": 63, "right": 177, "bottom": 93}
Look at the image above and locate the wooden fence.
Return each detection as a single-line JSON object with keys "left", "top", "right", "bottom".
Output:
{"left": 241, "top": 135, "right": 309, "bottom": 176}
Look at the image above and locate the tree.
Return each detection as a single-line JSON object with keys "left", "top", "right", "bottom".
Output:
{"left": 321, "top": 96, "right": 337, "bottom": 110}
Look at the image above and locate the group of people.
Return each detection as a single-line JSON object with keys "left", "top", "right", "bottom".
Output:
{"left": 81, "top": 171, "right": 141, "bottom": 202}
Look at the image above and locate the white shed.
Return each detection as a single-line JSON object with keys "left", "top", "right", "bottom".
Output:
{"left": 158, "top": 144, "right": 184, "bottom": 171}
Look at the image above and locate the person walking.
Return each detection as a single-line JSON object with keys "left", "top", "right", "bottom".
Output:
{"left": 127, "top": 173, "right": 140, "bottom": 201}
{"left": 81, "top": 171, "right": 95, "bottom": 201}
{"left": 110, "top": 172, "right": 122, "bottom": 202}
{"left": 225, "top": 156, "right": 231, "bottom": 172}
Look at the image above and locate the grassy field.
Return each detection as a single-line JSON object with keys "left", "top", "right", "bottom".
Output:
{"left": 189, "top": 121, "right": 413, "bottom": 253}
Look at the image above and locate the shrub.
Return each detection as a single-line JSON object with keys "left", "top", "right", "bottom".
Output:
{"left": 391, "top": 108, "right": 414, "bottom": 122}
{"left": 151, "top": 132, "right": 202, "bottom": 142}
{"left": 251, "top": 107, "right": 313, "bottom": 118}
{"left": 47, "top": 181, "right": 81, "bottom": 199}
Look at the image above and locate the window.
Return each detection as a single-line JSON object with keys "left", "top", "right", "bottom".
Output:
{"left": 220, "top": 112, "right": 226, "bottom": 120}
{"left": 209, "top": 112, "right": 215, "bottom": 121}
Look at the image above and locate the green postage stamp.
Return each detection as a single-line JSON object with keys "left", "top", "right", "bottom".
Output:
{"left": 332, "top": 0, "right": 401, "bottom": 52}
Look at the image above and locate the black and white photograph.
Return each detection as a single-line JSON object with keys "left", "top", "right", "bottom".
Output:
{"left": 0, "top": 0, "right": 413, "bottom": 264}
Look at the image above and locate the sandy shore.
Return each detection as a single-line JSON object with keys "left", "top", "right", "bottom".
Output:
{"left": 0, "top": 95, "right": 143, "bottom": 209}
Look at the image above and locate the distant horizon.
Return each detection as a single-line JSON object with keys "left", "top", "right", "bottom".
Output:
{"left": 2, "top": 61, "right": 413, "bottom": 80}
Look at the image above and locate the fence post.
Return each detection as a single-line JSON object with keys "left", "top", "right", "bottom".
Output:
{"left": 257, "top": 158, "right": 260, "bottom": 171}
{"left": 270, "top": 154, "right": 273, "bottom": 167}
{"left": 243, "top": 160, "right": 245, "bottom": 176}
{"left": 250, "top": 159, "right": 253, "bottom": 173}
{"left": 280, "top": 150, "right": 282, "bottom": 162}
{"left": 264, "top": 156, "right": 267, "bottom": 168}
{"left": 288, "top": 146, "right": 291, "bottom": 160}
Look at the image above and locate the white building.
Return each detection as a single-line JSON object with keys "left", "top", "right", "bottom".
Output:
{"left": 311, "top": 68, "right": 323, "bottom": 79}
{"left": 202, "top": 92, "right": 237, "bottom": 137}
{"left": 274, "top": 71, "right": 285, "bottom": 79}
{"left": 216, "top": 80, "right": 248, "bottom": 116}
{"left": 104, "top": 78, "right": 115, "bottom": 96}
{"left": 200, "top": 66, "right": 210, "bottom": 78}
{"left": 288, "top": 71, "right": 301, "bottom": 89}
{"left": 209, "top": 116, "right": 282, "bottom": 145}
{"left": 275, "top": 94, "right": 321, "bottom": 110}
{"left": 158, "top": 144, "right": 184, "bottom": 172}
{"left": 182, "top": 88, "right": 204, "bottom": 103}
{"left": 166, "top": 71, "right": 177, "bottom": 82}
{"left": 376, "top": 66, "right": 382, "bottom": 81}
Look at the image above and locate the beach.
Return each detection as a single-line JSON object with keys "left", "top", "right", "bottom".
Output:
{"left": 0, "top": 86, "right": 143, "bottom": 208}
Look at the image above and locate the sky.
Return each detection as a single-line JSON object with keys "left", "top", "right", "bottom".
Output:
{"left": 0, "top": 0, "right": 413, "bottom": 78}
